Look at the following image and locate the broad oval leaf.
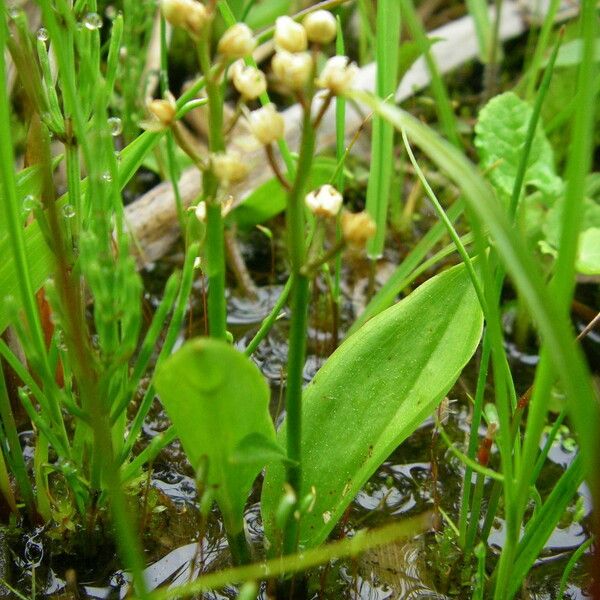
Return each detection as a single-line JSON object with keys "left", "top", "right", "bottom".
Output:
{"left": 155, "top": 338, "right": 276, "bottom": 536}
{"left": 261, "top": 263, "right": 483, "bottom": 549}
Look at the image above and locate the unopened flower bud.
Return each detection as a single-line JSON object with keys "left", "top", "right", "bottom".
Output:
{"left": 218, "top": 23, "right": 256, "bottom": 59}
{"left": 195, "top": 201, "right": 207, "bottom": 222}
{"left": 248, "top": 103, "right": 285, "bottom": 145}
{"left": 274, "top": 16, "right": 307, "bottom": 53}
{"left": 272, "top": 50, "right": 312, "bottom": 90}
{"left": 161, "top": 0, "right": 208, "bottom": 38}
{"left": 232, "top": 64, "right": 267, "bottom": 100}
{"left": 303, "top": 10, "right": 336, "bottom": 45}
{"left": 211, "top": 150, "right": 248, "bottom": 185}
{"left": 340, "top": 210, "right": 376, "bottom": 246}
{"left": 194, "top": 197, "right": 234, "bottom": 222}
{"left": 316, "top": 55, "right": 358, "bottom": 95}
{"left": 305, "top": 184, "right": 343, "bottom": 217}
{"left": 141, "top": 92, "right": 177, "bottom": 131}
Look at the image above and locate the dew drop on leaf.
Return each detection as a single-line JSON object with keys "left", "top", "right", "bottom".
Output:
{"left": 22, "top": 195, "right": 37, "bottom": 212}
{"left": 107, "top": 116, "right": 122, "bottom": 136}
{"left": 83, "top": 12, "right": 103, "bottom": 30}
{"left": 62, "top": 204, "right": 76, "bottom": 219}
{"left": 36, "top": 28, "right": 49, "bottom": 42}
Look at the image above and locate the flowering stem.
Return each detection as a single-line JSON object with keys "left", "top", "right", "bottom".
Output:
{"left": 198, "top": 37, "right": 227, "bottom": 341}
{"left": 283, "top": 99, "right": 316, "bottom": 556}
{"left": 265, "top": 143, "right": 291, "bottom": 191}
{"left": 312, "top": 90, "right": 334, "bottom": 130}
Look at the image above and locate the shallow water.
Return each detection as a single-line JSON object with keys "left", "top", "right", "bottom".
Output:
{"left": 5, "top": 270, "right": 595, "bottom": 599}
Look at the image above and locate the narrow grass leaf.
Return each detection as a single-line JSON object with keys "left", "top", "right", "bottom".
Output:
{"left": 365, "top": 0, "right": 400, "bottom": 258}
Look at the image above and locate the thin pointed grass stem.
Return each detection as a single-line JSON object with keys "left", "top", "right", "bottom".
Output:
{"left": 401, "top": 131, "right": 485, "bottom": 309}
{"left": 365, "top": 0, "right": 400, "bottom": 259}
{"left": 332, "top": 14, "right": 346, "bottom": 319}
{"left": 397, "top": 147, "right": 518, "bottom": 548}
{"left": 557, "top": 537, "right": 593, "bottom": 600}
{"left": 458, "top": 340, "right": 490, "bottom": 548}
{"left": 119, "top": 243, "right": 199, "bottom": 465}
{"left": 244, "top": 275, "right": 295, "bottom": 357}
{"left": 461, "top": 32, "right": 562, "bottom": 561}
{"left": 0, "top": 7, "right": 66, "bottom": 436}
{"left": 160, "top": 16, "right": 186, "bottom": 233}
{"left": 401, "top": 0, "right": 462, "bottom": 148}
{"left": 0, "top": 366, "right": 36, "bottom": 519}
{"left": 135, "top": 514, "right": 430, "bottom": 600}
{"left": 500, "top": 9, "right": 599, "bottom": 594}
{"left": 523, "top": 0, "right": 561, "bottom": 100}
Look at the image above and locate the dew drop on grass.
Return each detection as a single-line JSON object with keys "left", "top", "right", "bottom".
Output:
{"left": 22, "top": 195, "right": 38, "bottom": 212}
{"left": 107, "top": 116, "right": 123, "bottom": 136}
{"left": 62, "top": 204, "right": 76, "bottom": 219}
{"left": 83, "top": 12, "right": 103, "bottom": 30}
{"left": 36, "top": 28, "right": 49, "bottom": 42}
{"left": 8, "top": 7, "right": 19, "bottom": 19}
{"left": 105, "top": 5, "right": 117, "bottom": 20}
{"left": 101, "top": 171, "right": 113, "bottom": 183}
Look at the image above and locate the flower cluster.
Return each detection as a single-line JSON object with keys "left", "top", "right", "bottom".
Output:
{"left": 270, "top": 12, "right": 357, "bottom": 95}
{"left": 160, "top": 3, "right": 358, "bottom": 149}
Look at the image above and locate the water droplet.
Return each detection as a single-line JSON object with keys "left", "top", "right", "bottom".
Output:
{"left": 36, "top": 27, "right": 49, "bottom": 42}
{"left": 83, "top": 12, "right": 103, "bottom": 30}
{"left": 23, "top": 195, "right": 38, "bottom": 212}
{"left": 56, "top": 331, "right": 68, "bottom": 351}
{"left": 8, "top": 7, "right": 19, "bottom": 19}
{"left": 101, "top": 171, "right": 113, "bottom": 183}
{"left": 62, "top": 204, "right": 76, "bottom": 219}
{"left": 105, "top": 5, "right": 117, "bottom": 19}
{"left": 107, "top": 116, "right": 122, "bottom": 136}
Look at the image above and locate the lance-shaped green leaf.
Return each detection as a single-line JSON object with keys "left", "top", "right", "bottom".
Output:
{"left": 261, "top": 263, "right": 483, "bottom": 550}
{"left": 155, "top": 338, "right": 276, "bottom": 538}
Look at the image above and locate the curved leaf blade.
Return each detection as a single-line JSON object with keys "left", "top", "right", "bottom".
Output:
{"left": 155, "top": 338, "right": 276, "bottom": 536}
{"left": 262, "top": 263, "right": 483, "bottom": 549}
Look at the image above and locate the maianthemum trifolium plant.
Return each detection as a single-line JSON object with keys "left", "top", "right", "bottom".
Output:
{"left": 0, "top": 0, "right": 598, "bottom": 598}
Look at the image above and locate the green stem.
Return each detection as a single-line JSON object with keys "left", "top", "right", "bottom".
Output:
{"left": 197, "top": 36, "right": 227, "bottom": 341}
{"left": 282, "top": 100, "right": 317, "bottom": 556}
{"left": 244, "top": 276, "right": 294, "bottom": 357}
{"left": 0, "top": 366, "right": 36, "bottom": 519}
{"left": 0, "top": 9, "right": 65, "bottom": 433}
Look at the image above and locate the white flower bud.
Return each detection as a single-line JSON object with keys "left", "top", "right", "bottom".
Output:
{"left": 194, "top": 197, "right": 234, "bottom": 222}
{"left": 161, "top": 0, "right": 208, "bottom": 38}
{"left": 217, "top": 23, "right": 257, "bottom": 59}
{"left": 248, "top": 104, "right": 285, "bottom": 145}
{"left": 211, "top": 151, "right": 249, "bottom": 185}
{"left": 316, "top": 55, "right": 358, "bottom": 95}
{"left": 305, "top": 184, "right": 343, "bottom": 218}
{"left": 272, "top": 50, "right": 312, "bottom": 90}
{"left": 232, "top": 64, "right": 267, "bottom": 100}
{"left": 340, "top": 210, "right": 377, "bottom": 247}
{"left": 195, "top": 201, "right": 207, "bottom": 222}
{"left": 274, "top": 16, "right": 307, "bottom": 53}
{"left": 303, "top": 10, "right": 336, "bottom": 45}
